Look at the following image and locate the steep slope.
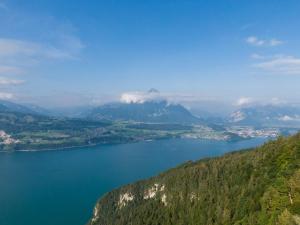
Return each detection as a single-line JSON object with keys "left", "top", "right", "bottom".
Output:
{"left": 87, "top": 101, "right": 202, "bottom": 124}
{"left": 88, "top": 134, "right": 300, "bottom": 225}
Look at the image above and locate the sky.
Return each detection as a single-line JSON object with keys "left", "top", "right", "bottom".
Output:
{"left": 0, "top": 0, "right": 300, "bottom": 108}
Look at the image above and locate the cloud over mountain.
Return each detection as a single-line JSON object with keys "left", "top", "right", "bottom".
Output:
{"left": 120, "top": 89, "right": 163, "bottom": 104}
{"left": 235, "top": 97, "right": 253, "bottom": 106}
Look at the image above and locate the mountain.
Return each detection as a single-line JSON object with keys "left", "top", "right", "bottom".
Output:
{"left": 229, "top": 105, "right": 300, "bottom": 127}
{"left": 23, "top": 103, "right": 56, "bottom": 116}
{"left": 0, "top": 107, "right": 198, "bottom": 151}
{"left": 87, "top": 101, "right": 202, "bottom": 124}
{"left": 0, "top": 100, "right": 37, "bottom": 114}
{"left": 88, "top": 133, "right": 300, "bottom": 225}
{"left": 0, "top": 109, "right": 108, "bottom": 151}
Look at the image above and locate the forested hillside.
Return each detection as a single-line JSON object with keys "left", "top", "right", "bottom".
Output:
{"left": 88, "top": 133, "right": 300, "bottom": 225}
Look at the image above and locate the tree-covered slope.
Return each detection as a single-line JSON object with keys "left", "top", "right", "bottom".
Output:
{"left": 88, "top": 133, "right": 300, "bottom": 225}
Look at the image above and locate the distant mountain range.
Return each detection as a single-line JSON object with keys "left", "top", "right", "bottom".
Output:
{"left": 1, "top": 99, "right": 300, "bottom": 151}
{"left": 229, "top": 105, "right": 300, "bottom": 127}
{"left": 87, "top": 101, "right": 203, "bottom": 124}
{"left": 1, "top": 99, "right": 300, "bottom": 128}
{"left": 0, "top": 100, "right": 90, "bottom": 118}
{"left": 0, "top": 100, "right": 38, "bottom": 114}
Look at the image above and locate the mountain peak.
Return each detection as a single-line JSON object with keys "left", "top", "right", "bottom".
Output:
{"left": 147, "top": 88, "right": 160, "bottom": 94}
{"left": 229, "top": 104, "right": 300, "bottom": 126}
{"left": 88, "top": 100, "right": 201, "bottom": 124}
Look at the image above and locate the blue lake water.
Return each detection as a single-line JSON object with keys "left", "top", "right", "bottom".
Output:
{"left": 0, "top": 138, "right": 269, "bottom": 225}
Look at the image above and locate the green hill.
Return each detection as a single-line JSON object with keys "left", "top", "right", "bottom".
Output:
{"left": 88, "top": 133, "right": 300, "bottom": 225}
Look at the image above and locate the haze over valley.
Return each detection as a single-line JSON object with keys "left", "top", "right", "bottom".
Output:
{"left": 1, "top": 89, "right": 299, "bottom": 152}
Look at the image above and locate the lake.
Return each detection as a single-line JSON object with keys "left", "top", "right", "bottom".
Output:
{"left": 0, "top": 138, "right": 269, "bottom": 225}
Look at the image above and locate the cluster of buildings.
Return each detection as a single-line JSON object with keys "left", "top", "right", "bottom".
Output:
{"left": 227, "top": 126, "right": 279, "bottom": 138}
{"left": 0, "top": 130, "right": 19, "bottom": 145}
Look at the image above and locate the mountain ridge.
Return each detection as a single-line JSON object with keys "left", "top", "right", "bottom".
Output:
{"left": 229, "top": 104, "right": 300, "bottom": 127}
{"left": 87, "top": 100, "right": 203, "bottom": 124}
{"left": 0, "top": 100, "right": 38, "bottom": 114}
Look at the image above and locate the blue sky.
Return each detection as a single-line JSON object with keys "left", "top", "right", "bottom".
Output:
{"left": 0, "top": 0, "right": 300, "bottom": 107}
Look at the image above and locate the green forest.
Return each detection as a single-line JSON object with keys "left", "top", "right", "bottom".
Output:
{"left": 89, "top": 133, "right": 300, "bottom": 225}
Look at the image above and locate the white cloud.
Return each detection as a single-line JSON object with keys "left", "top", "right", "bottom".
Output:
{"left": 246, "top": 36, "right": 283, "bottom": 47}
{"left": 269, "top": 38, "right": 283, "bottom": 46}
{"left": 0, "top": 92, "right": 14, "bottom": 100}
{"left": 120, "top": 90, "right": 163, "bottom": 104}
{"left": 0, "top": 37, "right": 83, "bottom": 60}
{"left": 251, "top": 53, "right": 265, "bottom": 59}
{"left": 233, "top": 97, "right": 293, "bottom": 108}
{"left": 0, "top": 77, "right": 24, "bottom": 85}
{"left": 0, "top": 39, "right": 36, "bottom": 56}
{"left": 119, "top": 90, "right": 220, "bottom": 106}
{"left": 120, "top": 92, "right": 144, "bottom": 103}
{"left": 246, "top": 36, "right": 265, "bottom": 46}
{"left": 0, "top": 1, "right": 85, "bottom": 64}
{"left": 270, "top": 97, "right": 285, "bottom": 105}
{"left": 0, "top": 36, "right": 84, "bottom": 78}
{"left": 278, "top": 115, "right": 300, "bottom": 122}
{"left": 0, "top": 65, "right": 23, "bottom": 74}
{"left": 254, "top": 55, "right": 300, "bottom": 75}
{"left": 235, "top": 97, "right": 253, "bottom": 106}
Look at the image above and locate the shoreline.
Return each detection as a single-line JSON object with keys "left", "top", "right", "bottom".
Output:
{"left": 0, "top": 136, "right": 258, "bottom": 153}
{"left": 0, "top": 143, "right": 98, "bottom": 153}
{"left": 0, "top": 134, "right": 268, "bottom": 153}
{"left": 0, "top": 138, "right": 166, "bottom": 153}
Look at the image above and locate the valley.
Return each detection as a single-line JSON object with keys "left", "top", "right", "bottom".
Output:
{"left": 1, "top": 100, "right": 299, "bottom": 152}
{"left": 0, "top": 112, "right": 233, "bottom": 151}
